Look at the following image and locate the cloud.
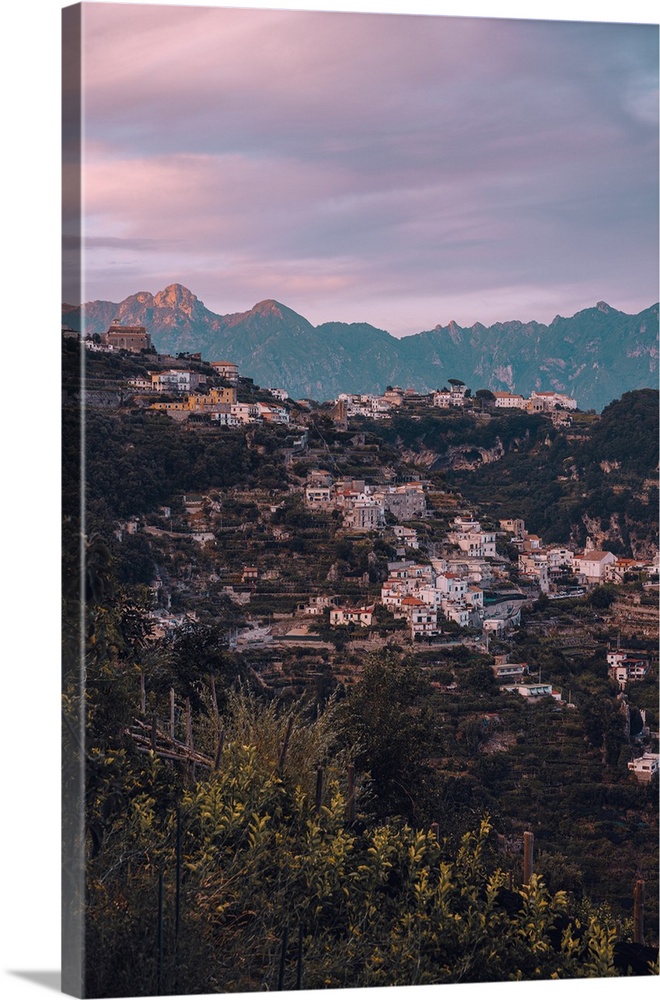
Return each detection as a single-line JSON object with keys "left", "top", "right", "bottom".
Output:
{"left": 75, "top": 6, "right": 659, "bottom": 328}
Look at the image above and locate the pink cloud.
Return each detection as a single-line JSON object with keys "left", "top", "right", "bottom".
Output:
{"left": 73, "top": 5, "right": 658, "bottom": 327}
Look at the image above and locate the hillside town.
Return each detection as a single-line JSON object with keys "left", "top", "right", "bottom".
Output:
{"left": 68, "top": 320, "right": 659, "bottom": 782}
{"left": 63, "top": 313, "right": 659, "bottom": 998}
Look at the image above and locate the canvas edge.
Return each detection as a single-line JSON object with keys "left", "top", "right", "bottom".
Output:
{"left": 62, "top": 4, "right": 86, "bottom": 997}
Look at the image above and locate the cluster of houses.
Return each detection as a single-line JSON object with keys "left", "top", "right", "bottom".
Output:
{"left": 322, "top": 501, "right": 657, "bottom": 646}
{"left": 75, "top": 321, "right": 580, "bottom": 426}
{"left": 326, "top": 509, "right": 524, "bottom": 641}
{"left": 506, "top": 519, "right": 657, "bottom": 591}
{"left": 305, "top": 473, "right": 427, "bottom": 530}
{"left": 331, "top": 381, "right": 578, "bottom": 422}
{"left": 607, "top": 648, "right": 652, "bottom": 689}
{"left": 74, "top": 321, "right": 291, "bottom": 426}
{"left": 146, "top": 385, "right": 290, "bottom": 426}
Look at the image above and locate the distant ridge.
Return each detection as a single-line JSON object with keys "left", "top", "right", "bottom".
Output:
{"left": 62, "top": 284, "right": 659, "bottom": 412}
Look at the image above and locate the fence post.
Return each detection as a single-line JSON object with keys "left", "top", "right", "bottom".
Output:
{"left": 277, "top": 927, "right": 289, "bottom": 991}
{"left": 315, "top": 767, "right": 324, "bottom": 813}
{"left": 430, "top": 822, "right": 439, "bottom": 842}
{"left": 170, "top": 688, "right": 175, "bottom": 739}
{"left": 156, "top": 870, "right": 164, "bottom": 996}
{"left": 296, "top": 921, "right": 304, "bottom": 989}
{"left": 175, "top": 807, "right": 182, "bottom": 942}
{"left": 278, "top": 716, "right": 294, "bottom": 774}
{"left": 523, "top": 831, "right": 534, "bottom": 885}
{"left": 346, "top": 764, "right": 356, "bottom": 824}
{"left": 633, "top": 879, "right": 645, "bottom": 945}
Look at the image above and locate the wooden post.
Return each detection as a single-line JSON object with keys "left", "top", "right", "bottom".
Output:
{"left": 170, "top": 688, "right": 175, "bottom": 740}
{"left": 315, "top": 767, "right": 323, "bottom": 813}
{"left": 633, "top": 879, "right": 645, "bottom": 945}
{"left": 209, "top": 673, "right": 220, "bottom": 729}
{"left": 213, "top": 728, "right": 225, "bottom": 770}
{"left": 185, "top": 699, "right": 193, "bottom": 750}
{"left": 175, "top": 806, "right": 182, "bottom": 942}
{"left": 140, "top": 671, "right": 146, "bottom": 715}
{"left": 277, "top": 927, "right": 288, "bottom": 991}
{"left": 523, "top": 831, "right": 534, "bottom": 885}
{"left": 151, "top": 715, "right": 158, "bottom": 753}
{"left": 346, "top": 764, "right": 356, "bottom": 824}
{"left": 278, "top": 716, "right": 294, "bottom": 774}
{"left": 185, "top": 699, "right": 194, "bottom": 785}
{"left": 430, "top": 822, "right": 439, "bottom": 842}
{"left": 296, "top": 921, "right": 304, "bottom": 990}
{"left": 156, "top": 870, "right": 164, "bottom": 996}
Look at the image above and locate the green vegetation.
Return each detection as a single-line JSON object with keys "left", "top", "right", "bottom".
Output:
{"left": 63, "top": 354, "right": 659, "bottom": 992}
{"left": 453, "top": 390, "right": 659, "bottom": 549}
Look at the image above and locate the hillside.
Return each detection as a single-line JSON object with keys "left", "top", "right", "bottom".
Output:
{"left": 63, "top": 333, "right": 659, "bottom": 994}
{"left": 62, "top": 285, "right": 659, "bottom": 412}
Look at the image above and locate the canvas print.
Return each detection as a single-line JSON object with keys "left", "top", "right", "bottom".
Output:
{"left": 62, "top": 2, "right": 659, "bottom": 997}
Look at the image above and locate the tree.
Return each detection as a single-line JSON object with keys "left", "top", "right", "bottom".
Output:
{"left": 164, "top": 616, "right": 245, "bottom": 712}
{"left": 589, "top": 586, "right": 617, "bottom": 609}
{"left": 581, "top": 695, "right": 627, "bottom": 765}
{"left": 476, "top": 388, "right": 495, "bottom": 404}
{"left": 339, "top": 652, "right": 443, "bottom": 824}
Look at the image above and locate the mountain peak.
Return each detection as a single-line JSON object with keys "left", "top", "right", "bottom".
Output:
{"left": 252, "top": 299, "right": 287, "bottom": 318}
{"left": 154, "top": 284, "right": 199, "bottom": 310}
{"left": 596, "top": 301, "right": 611, "bottom": 313}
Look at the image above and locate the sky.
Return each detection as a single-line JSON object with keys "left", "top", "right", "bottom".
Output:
{"left": 66, "top": 2, "right": 659, "bottom": 335}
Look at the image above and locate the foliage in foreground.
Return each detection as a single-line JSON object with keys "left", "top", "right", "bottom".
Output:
{"left": 83, "top": 693, "right": 651, "bottom": 997}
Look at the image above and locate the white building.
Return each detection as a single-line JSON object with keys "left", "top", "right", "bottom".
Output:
{"left": 343, "top": 499, "right": 386, "bottom": 531}
{"left": 330, "top": 606, "right": 375, "bottom": 627}
{"left": 627, "top": 753, "right": 659, "bottom": 782}
{"left": 436, "top": 573, "right": 468, "bottom": 602}
{"left": 305, "top": 485, "right": 333, "bottom": 507}
{"left": 529, "top": 390, "right": 577, "bottom": 411}
{"left": 492, "top": 392, "right": 526, "bottom": 408}
{"left": 255, "top": 402, "right": 289, "bottom": 423}
{"left": 400, "top": 596, "right": 439, "bottom": 638}
{"left": 231, "top": 402, "right": 262, "bottom": 424}
{"left": 546, "top": 547, "right": 575, "bottom": 576}
{"left": 573, "top": 550, "right": 617, "bottom": 583}
{"left": 504, "top": 683, "right": 562, "bottom": 702}
{"left": 211, "top": 361, "right": 239, "bottom": 382}
{"left": 152, "top": 370, "right": 203, "bottom": 392}
{"left": 441, "top": 602, "right": 471, "bottom": 628}
{"left": 392, "top": 525, "right": 419, "bottom": 549}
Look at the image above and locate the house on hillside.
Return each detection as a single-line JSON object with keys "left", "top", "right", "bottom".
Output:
{"left": 607, "top": 650, "right": 652, "bottom": 689}
{"left": 529, "top": 390, "right": 577, "bottom": 411}
{"left": 492, "top": 392, "right": 526, "bottom": 408}
{"left": 392, "top": 525, "right": 419, "bottom": 550}
{"left": 101, "top": 321, "right": 152, "bottom": 352}
{"left": 330, "top": 605, "right": 375, "bottom": 628}
{"left": 400, "top": 596, "right": 439, "bottom": 638}
{"left": 504, "top": 683, "right": 562, "bottom": 703}
{"left": 210, "top": 360, "right": 239, "bottom": 382}
{"left": 492, "top": 662, "right": 528, "bottom": 682}
{"left": 628, "top": 753, "right": 659, "bottom": 782}
{"left": 500, "top": 517, "right": 526, "bottom": 538}
{"left": 572, "top": 549, "right": 617, "bottom": 584}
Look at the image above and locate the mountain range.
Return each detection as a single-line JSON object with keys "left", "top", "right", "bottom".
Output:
{"left": 62, "top": 284, "right": 659, "bottom": 411}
